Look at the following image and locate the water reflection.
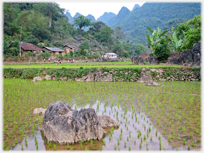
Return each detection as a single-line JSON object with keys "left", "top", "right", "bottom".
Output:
{"left": 12, "top": 100, "right": 198, "bottom": 151}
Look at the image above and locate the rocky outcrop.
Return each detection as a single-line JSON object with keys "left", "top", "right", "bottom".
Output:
{"left": 131, "top": 56, "right": 138, "bottom": 64}
{"left": 137, "top": 70, "right": 160, "bottom": 86}
{"left": 75, "top": 70, "right": 113, "bottom": 82}
{"left": 192, "top": 41, "right": 201, "bottom": 66}
{"left": 179, "top": 50, "right": 194, "bottom": 65}
{"left": 145, "top": 55, "right": 158, "bottom": 64}
{"left": 33, "top": 76, "right": 42, "bottom": 81}
{"left": 98, "top": 115, "right": 120, "bottom": 128}
{"left": 42, "top": 101, "right": 119, "bottom": 145}
{"left": 33, "top": 108, "right": 46, "bottom": 115}
{"left": 167, "top": 57, "right": 179, "bottom": 64}
{"left": 138, "top": 56, "right": 144, "bottom": 65}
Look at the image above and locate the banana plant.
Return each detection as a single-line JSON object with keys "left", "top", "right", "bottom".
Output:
{"left": 146, "top": 27, "right": 169, "bottom": 53}
{"left": 169, "top": 31, "right": 183, "bottom": 52}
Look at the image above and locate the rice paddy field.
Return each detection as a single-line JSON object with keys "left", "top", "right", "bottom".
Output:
{"left": 3, "top": 78, "right": 201, "bottom": 151}
{"left": 3, "top": 62, "right": 181, "bottom": 69}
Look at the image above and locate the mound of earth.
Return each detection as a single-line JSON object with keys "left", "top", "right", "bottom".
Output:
{"left": 41, "top": 101, "right": 119, "bottom": 145}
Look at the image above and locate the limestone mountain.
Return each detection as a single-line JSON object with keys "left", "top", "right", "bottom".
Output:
{"left": 106, "top": 2, "right": 201, "bottom": 45}
{"left": 132, "top": 4, "right": 140, "bottom": 11}
{"left": 65, "top": 11, "right": 74, "bottom": 24}
{"left": 97, "top": 12, "right": 116, "bottom": 24}
{"left": 86, "top": 14, "right": 96, "bottom": 22}
{"left": 107, "top": 6, "right": 131, "bottom": 28}
{"left": 74, "top": 12, "right": 83, "bottom": 19}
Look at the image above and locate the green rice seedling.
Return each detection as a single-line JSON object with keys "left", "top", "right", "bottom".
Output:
{"left": 15, "top": 136, "right": 17, "bottom": 144}
{"left": 168, "top": 136, "right": 171, "bottom": 142}
{"left": 190, "top": 132, "right": 193, "bottom": 138}
{"left": 129, "top": 146, "right": 131, "bottom": 151}
{"left": 156, "top": 130, "right": 158, "bottom": 136}
{"left": 67, "top": 143, "right": 69, "bottom": 148}
{"left": 85, "top": 147, "right": 89, "bottom": 151}
{"left": 114, "top": 144, "right": 117, "bottom": 150}
{"left": 80, "top": 141, "right": 83, "bottom": 147}
{"left": 53, "top": 145, "right": 56, "bottom": 151}
{"left": 124, "top": 142, "right": 126, "bottom": 147}
{"left": 144, "top": 135, "right": 146, "bottom": 140}
{"left": 182, "top": 127, "right": 185, "bottom": 133}
{"left": 188, "top": 144, "right": 190, "bottom": 150}
{"left": 48, "top": 142, "right": 52, "bottom": 148}
{"left": 6, "top": 146, "right": 10, "bottom": 151}
{"left": 118, "top": 147, "right": 120, "bottom": 151}
{"left": 150, "top": 135, "right": 152, "bottom": 141}
{"left": 139, "top": 142, "right": 142, "bottom": 148}
{"left": 191, "top": 141, "right": 195, "bottom": 147}
{"left": 117, "top": 139, "right": 120, "bottom": 144}
{"left": 100, "top": 145, "right": 102, "bottom": 151}
{"left": 183, "top": 138, "right": 186, "bottom": 145}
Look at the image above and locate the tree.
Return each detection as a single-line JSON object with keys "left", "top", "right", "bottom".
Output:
{"left": 112, "top": 40, "right": 124, "bottom": 57}
{"left": 90, "top": 21, "right": 106, "bottom": 32}
{"left": 74, "top": 16, "right": 91, "bottom": 30}
{"left": 18, "top": 10, "right": 30, "bottom": 56}
{"left": 154, "top": 38, "right": 170, "bottom": 62}
{"left": 23, "top": 35, "right": 39, "bottom": 45}
{"left": 114, "top": 26, "right": 125, "bottom": 40}
{"left": 181, "top": 15, "right": 201, "bottom": 50}
{"left": 32, "top": 28, "right": 51, "bottom": 41}
{"left": 79, "top": 41, "right": 89, "bottom": 56}
{"left": 33, "top": 3, "right": 66, "bottom": 28}
{"left": 134, "top": 44, "right": 146, "bottom": 55}
{"left": 100, "top": 26, "right": 114, "bottom": 44}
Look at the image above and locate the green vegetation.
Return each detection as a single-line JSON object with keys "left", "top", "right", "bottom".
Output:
{"left": 3, "top": 79, "right": 201, "bottom": 151}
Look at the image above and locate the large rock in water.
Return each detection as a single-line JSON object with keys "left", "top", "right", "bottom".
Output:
{"left": 42, "top": 101, "right": 119, "bottom": 145}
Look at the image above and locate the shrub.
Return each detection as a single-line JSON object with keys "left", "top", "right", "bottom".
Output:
{"left": 25, "top": 51, "right": 35, "bottom": 57}
{"left": 154, "top": 38, "right": 170, "bottom": 62}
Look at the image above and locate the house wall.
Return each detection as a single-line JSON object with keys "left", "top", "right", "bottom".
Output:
{"left": 64, "top": 47, "right": 73, "bottom": 54}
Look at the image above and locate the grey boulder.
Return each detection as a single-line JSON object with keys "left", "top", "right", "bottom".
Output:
{"left": 41, "top": 101, "right": 119, "bottom": 145}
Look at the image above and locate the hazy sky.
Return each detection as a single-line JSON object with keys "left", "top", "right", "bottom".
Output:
{"left": 57, "top": 1, "right": 146, "bottom": 20}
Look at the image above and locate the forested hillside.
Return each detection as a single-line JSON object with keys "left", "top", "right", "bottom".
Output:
{"left": 3, "top": 2, "right": 201, "bottom": 60}
{"left": 106, "top": 3, "right": 201, "bottom": 45}
{"left": 3, "top": 2, "right": 136, "bottom": 58}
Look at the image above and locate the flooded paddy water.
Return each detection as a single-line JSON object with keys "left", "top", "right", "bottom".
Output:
{"left": 3, "top": 79, "right": 201, "bottom": 151}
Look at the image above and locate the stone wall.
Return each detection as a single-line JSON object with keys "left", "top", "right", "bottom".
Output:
{"left": 4, "top": 67, "right": 201, "bottom": 82}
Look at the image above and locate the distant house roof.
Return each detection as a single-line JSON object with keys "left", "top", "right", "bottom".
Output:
{"left": 21, "top": 43, "right": 42, "bottom": 51}
{"left": 92, "top": 50, "right": 99, "bottom": 52}
{"left": 64, "top": 45, "right": 79, "bottom": 50}
{"left": 43, "top": 47, "right": 65, "bottom": 52}
{"left": 105, "top": 53, "right": 117, "bottom": 55}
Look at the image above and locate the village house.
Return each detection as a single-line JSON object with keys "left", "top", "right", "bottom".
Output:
{"left": 20, "top": 43, "right": 42, "bottom": 55}
{"left": 103, "top": 53, "right": 117, "bottom": 59}
{"left": 64, "top": 45, "right": 79, "bottom": 54}
{"left": 42, "top": 47, "right": 66, "bottom": 55}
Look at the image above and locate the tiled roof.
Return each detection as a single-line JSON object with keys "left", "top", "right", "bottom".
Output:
{"left": 21, "top": 43, "right": 42, "bottom": 51}
{"left": 64, "top": 45, "right": 79, "bottom": 50}
{"left": 43, "top": 47, "right": 65, "bottom": 52}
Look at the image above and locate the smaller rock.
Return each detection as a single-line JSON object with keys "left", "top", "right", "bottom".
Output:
{"left": 45, "top": 75, "right": 51, "bottom": 80}
{"left": 33, "top": 76, "right": 42, "bottom": 81}
{"left": 33, "top": 108, "right": 46, "bottom": 115}
{"left": 98, "top": 115, "right": 120, "bottom": 128}
{"left": 145, "top": 81, "right": 160, "bottom": 86}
